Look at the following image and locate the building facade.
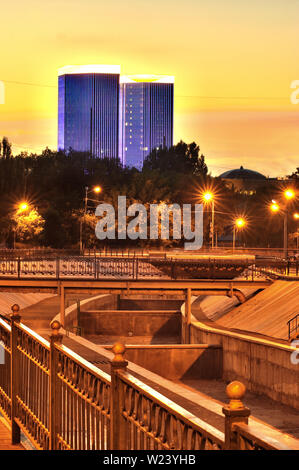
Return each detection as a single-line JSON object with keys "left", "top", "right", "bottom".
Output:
{"left": 58, "top": 65, "right": 120, "bottom": 159}
{"left": 119, "top": 75, "right": 174, "bottom": 168}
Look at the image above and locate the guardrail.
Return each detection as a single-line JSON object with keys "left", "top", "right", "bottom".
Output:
{"left": 1, "top": 246, "right": 299, "bottom": 259}
{"left": 0, "top": 304, "right": 298, "bottom": 450}
{"left": 288, "top": 313, "right": 299, "bottom": 340}
{"left": 0, "top": 255, "right": 296, "bottom": 280}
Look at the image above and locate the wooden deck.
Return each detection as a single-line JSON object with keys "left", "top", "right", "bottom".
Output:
{"left": 0, "top": 418, "right": 24, "bottom": 450}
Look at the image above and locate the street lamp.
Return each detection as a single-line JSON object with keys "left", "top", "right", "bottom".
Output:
{"left": 270, "top": 201, "right": 280, "bottom": 213}
{"left": 18, "top": 202, "right": 29, "bottom": 212}
{"left": 283, "top": 189, "right": 295, "bottom": 259}
{"left": 294, "top": 213, "right": 299, "bottom": 251}
{"left": 270, "top": 189, "right": 296, "bottom": 259}
{"left": 80, "top": 186, "right": 102, "bottom": 253}
{"left": 284, "top": 189, "right": 295, "bottom": 200}
{"left": 14, "top": 201, "right": 30, "bottom": 248}
{"left": 233, "top": 217, "right": 246, "bottom": 251}
{"left": 202, "top": 192, "right": 215, "bottom": 250}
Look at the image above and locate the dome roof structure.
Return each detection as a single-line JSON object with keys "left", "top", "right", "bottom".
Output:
{"left": 219, "top": 166, "right": 266, "bottom": 180}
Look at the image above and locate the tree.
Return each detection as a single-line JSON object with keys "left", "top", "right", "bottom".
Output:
{"left": 13, "top": 207, "right": 44, "bottom": 243}
{"left": 0, "top": 136, "right": 12, "bottom": 159}
{"left": 288, "top": 167, "right": 299, "bottom": 180}
{"left": 143, "top": 141, "right": 208, "bottom": 176}
{"left": 41, "top": 208, "right": 68, "bottom": 248}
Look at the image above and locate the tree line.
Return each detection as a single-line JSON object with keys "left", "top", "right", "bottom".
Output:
{"left": 0, "top": 136, "right": 298, "bottom": 249}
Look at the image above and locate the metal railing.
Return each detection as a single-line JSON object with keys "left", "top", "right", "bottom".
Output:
{"left": 114, "top": 368, "right": 224, "bottom": 450}
{"left": 0, "top": 255, "right": 281, "bottom": 280}
{"left": 1, "top": 305, "right": 299, "bottom": 450}
{"left": 233, "top": 422, "right": 298, "bottom": 450}
{"left": 287, "top": 313, "right": 299, "bottom": 340}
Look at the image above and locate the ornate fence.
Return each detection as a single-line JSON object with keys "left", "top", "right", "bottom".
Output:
{"left": 0, "top": 305, "right": 298, "bottom": 451}
{"left": 0, "top": 255, "right": 291, "bottom": 280}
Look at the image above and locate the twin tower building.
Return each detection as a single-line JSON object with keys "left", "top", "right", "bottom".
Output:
{"left": 58, "top": 65, "right": 174, "bottom": 168}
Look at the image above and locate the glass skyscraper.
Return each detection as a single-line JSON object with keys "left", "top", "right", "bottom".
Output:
{"left": 58, "top": 65, "right": 120, "bottom": 159}
{"left": 119, "top": 75, "right": 174, "bottom": 168}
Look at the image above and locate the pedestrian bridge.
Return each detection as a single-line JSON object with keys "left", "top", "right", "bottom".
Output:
{"left": 0, "top": 253, "right": 295, "bottom": 280}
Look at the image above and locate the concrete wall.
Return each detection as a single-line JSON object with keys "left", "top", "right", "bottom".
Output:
{"left": 64, "top": 294, "right": 118, "bottom": 330}
{"left": 119, "top": 297, "right": 183, "bottom": 311}
{"left": 190, "top": 322, "right": 299, "bottom": 410}
{"left": 80, "top": 310, "right": 181, "bottom": 341}
{"left": 105, "top": 344, "right": 222, "bottom": 380}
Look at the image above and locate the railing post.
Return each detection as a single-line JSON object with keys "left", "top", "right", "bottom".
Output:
{"left": 17, "top": 257, "right": 21, "bottom": 279}
{"left": 60, "top": 284, "right": 65, "bottom": 327}
{"left": 222, "top": 381, "right": 251, "bottom": 450}
{"left": 184, "top": 288, "right": 192, "bottom": 344}
{"left": 110, "top": 343, "right": 128, "bottom": 450}
{"left": 56, "top": 257, "right": 60, "bottom": 280}
{"left": 10, "top": 303, "right": 21, "bottom": 444}
{"left": 49, "top": 320, "right": 63, "bottom": 450}
{"left": 94, "top": 253, "right": 97, "bottom": 279}
{"left": 135, "top": 257, "right": 139, "bottom": 280}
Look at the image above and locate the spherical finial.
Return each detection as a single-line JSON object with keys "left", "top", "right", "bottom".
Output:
{"left": 11, "top": 304, "right": 20, "bottom": 314}
{"left": 112, "top": 342, "right": 126, "bottom": 362}
{"left": 226, "top": 381, "right": 246, "bottom": 410}
{"left": 50, "top": 320, "right": 61, "bottom": 336}
{"left": 10, "top": 304, "right": 21, "bottom": 320}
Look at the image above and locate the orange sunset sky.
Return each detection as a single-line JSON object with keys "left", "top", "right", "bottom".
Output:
{"left": 0, "top": 0, "right": 298, "bottom": 177}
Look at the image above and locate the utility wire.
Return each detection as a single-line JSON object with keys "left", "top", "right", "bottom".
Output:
{"left": 0, "top": 79, "right": 289, "bottom": 100}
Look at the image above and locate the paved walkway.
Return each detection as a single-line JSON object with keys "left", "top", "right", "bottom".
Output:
{"left": 179, "top": 378, "right": 299, "bottom": 438}
{"left": 60, "top": 333, "right": 299, "bottom": 440}
{"left": 0, "top": 417, "right": 24, "bottom": 450}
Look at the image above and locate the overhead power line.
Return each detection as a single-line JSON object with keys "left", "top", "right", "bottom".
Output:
{"left": 0, "top": 79, "right": 289, "bottom": 100}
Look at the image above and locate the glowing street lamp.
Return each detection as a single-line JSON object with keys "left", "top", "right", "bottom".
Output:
{"left": 294, "top": 213, "right": 299, "bottom": 251}
{"left": 271, "top": 189, "right": 297, "bottom": 259}
{"left": 18, "top": 202, "right": 29, "bottom": 212}
{"left": 283, "top": 190, "right": 296, "bottom": 258}
{"left": 80, "top": 185, "right": 102, "bottom": 253}
{"left": 202, "top": 192, "right": 215, "bottom": 250}
{"left": 14, "top": 201, "right": 30, "bottom": 248}
{"left": 233, "top": 217, "right": 246, "bottom": 251}
{"left": 270, "top": 201, "right": 280, "bottom": 213}
{"left": 203, "top": 192, "right": 213, "bottom": 202}
{"left": 284, "top": 189, "right": 295, "bottom": 201}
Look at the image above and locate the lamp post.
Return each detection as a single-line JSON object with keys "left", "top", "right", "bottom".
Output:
{"left": 79, "top": 186, "right": 102, "bottom": 253}
{"left": 270, "top": 189, "right": 296, "bottom": 259}
{"left": 203, "top": 192, "right": 215, "bottom": 250}
{"left": 284, "top": 189, "right": 295, "bottom": 259}
{"left": 294, "top": 213, "right": 299, "bottom": 251}
{"left": 233, "top": 218, "right": 246, "bottom": 252}
{"left": 14, "top": 202, "right": 30, "bottom": 249}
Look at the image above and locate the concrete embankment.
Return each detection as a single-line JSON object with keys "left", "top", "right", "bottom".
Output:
{"left": 187, "top": 281, "right": 299, "bottom": 410}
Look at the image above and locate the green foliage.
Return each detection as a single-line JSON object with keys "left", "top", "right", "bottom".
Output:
{"left": 143, "top": 141, "right": 208, "bottom": 176}
{"left": 12, "top": 208, "right": 44, "bottom": 243}
{"left": 0, "top": 136, "right": 297, "bottom": 249}
{"left": 0, "top": 137, "right": 12, "bottom": 159}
